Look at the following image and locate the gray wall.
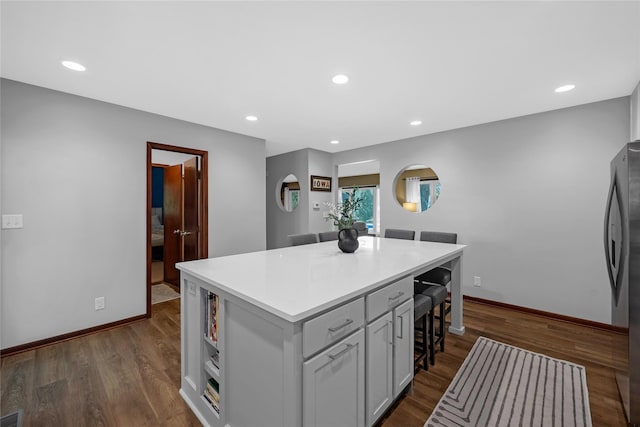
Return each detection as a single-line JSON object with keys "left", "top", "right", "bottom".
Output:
{"left": 0, "top": 79, "right": 266, "bottom": 349}
{"left": 307, "top": 149, "right": 334, "bottom": 233}
{"left": 330, "top": 97, "right": 630, "bottom": 324}
{"left": 266, "top": 149, "right": 334, "bottom": 249}
{"left": 266, "top": 149, "right": 308, "bottom": 249}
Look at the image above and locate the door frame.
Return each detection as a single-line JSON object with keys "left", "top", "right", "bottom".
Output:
{"left": 146, "top": 141, "right": 209, "bottom": 317}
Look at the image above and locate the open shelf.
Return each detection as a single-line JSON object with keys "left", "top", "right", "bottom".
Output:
{"left": 201, "top": 395, "right": 220, "bottom": 418}
{"left": 201, "top": 289, "right": 222, "bottom": 423}
{"left": 204, "top": 335, "right": 218, "bottom": 350}
{"left": 205, "top": 360, "right": 220, "bottom": 379}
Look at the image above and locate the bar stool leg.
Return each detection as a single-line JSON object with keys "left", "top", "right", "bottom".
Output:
{"left": 439, "top": 301, "right": 446, "bottom": 352}
{"left": 428, "top": 309, "right": 435, "bottom": 366}
{"left": 422, "top": 315, "right": 428, "bottom": 370}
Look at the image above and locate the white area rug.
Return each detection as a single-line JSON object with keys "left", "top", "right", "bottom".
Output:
{"left": 152, "top": 283, "right": 180, "bottom": 305}
{"left": 425, "top": 337, "right": 592, "bottom": 427}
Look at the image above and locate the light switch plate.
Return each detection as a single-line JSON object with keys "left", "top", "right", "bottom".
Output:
{"left": 2, "top": 214, "right": 23, "bottom": 229}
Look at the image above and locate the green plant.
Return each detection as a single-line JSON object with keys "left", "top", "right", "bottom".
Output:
{"left": 324, "top": 189, "right": 364, "bottom": 230}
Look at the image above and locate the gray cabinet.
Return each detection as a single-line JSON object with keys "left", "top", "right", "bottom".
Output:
{"left": 366, "top": 312, "right": 394, "bottom": 426}
{"left": 393, "top": 298, "right": 414, "bottom": 396}
{"left": 303, "top": 329, "right": 366, "bottom": 427}
{"left": 365, "top": 276, "right": 414, "bottom": 427}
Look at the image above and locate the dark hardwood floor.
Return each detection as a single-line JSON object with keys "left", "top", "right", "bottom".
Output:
{"left": 381, "top": 301, "right": 628, "bottom": 427}
{"left": 1, "top": 300, "right": 200, "bottom": 426}
{"left": 1, "top": 299, "right": 628, "bottom": 426}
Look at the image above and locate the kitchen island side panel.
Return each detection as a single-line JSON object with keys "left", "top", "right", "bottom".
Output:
{"left": 180, "top": 271, "right": 303, "bottom": 427}
{"left": 224, "top": 298, "right": 302, "bottom": 427}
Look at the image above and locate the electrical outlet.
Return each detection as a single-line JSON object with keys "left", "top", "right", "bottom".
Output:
{"left": 95, "top": 296, "right": 105, "bottom": 310}
{"left": 2, "top": 214, "right": 23, "bottom": 229}
{"left": 473, "top": 276, "right": 481, "bottom": 287}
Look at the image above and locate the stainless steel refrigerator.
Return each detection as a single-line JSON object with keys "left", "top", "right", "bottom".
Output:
{"left": 605, "top": 141, "right": 640, "bottom": 425}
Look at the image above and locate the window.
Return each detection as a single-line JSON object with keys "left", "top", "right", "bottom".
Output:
{"left": 289, "top": 190, "right": 299, "bottom": 210}
{"left": 339, "top": 186, "right": 380, "bottom": 234}
{"left": 419, "top": 181, "right": 441, "bottom": 211}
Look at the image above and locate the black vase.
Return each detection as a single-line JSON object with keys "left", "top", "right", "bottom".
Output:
{"left": 338, "top": 228, "right": 359, "bottom": 253}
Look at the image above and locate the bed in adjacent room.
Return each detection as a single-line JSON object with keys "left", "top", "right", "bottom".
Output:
{"left": 151, "top": 207, "right": 164, "bottom": 260}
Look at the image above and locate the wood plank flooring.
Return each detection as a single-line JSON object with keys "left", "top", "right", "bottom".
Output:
{"left": 1, "top": 299, "right": 628, "bottom": 427}
{"left": 381, "top": 301, "right": 628, "bottom": 427}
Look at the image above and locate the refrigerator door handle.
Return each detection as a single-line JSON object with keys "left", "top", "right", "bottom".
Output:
{"left": 604, "top": 172, "right": 616, "bottom": 293}
{"left": 604, "top": 171, "right": 625, "bottom": 305}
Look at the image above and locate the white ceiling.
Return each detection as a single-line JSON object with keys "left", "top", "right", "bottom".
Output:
{"left": 2, "top": 1, "right": 639, "bottom": 157}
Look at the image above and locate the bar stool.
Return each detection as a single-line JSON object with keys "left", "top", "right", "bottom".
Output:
{"left": 384, "top": 228, "right": 415, "bottom": 240}
{"left": 417, "top": 231, "right": 458, "bottom": 317}
{"left": 414, "top": 282, "right": 447, "bottom": 365}
{"left": 318, "top": 231, "right": 339, "bottom": 242}
{"left": 353, "top": 221, "right": 368, "bottom": 236}
{"left": 415, "top": 231, "right": 457, "bottom": 365}
{"left": 413, "top": 293, "right": 432, "bottom": 371}
{"left": 288, "top": 233, "right": 318, "bottom": 246}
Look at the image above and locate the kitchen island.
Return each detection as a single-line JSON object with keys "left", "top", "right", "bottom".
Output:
{"left": 177, "top": 236, "right": 465, "bottom": 427}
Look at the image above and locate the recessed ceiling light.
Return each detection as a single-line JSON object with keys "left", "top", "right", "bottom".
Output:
{"left": 61, "top": 60, "right": 86, "bottom": 72}
{"left": 246, "top": 115, "right": 258, "bottom": 121}
{"left": 555, "top": 84, "right": 575, "bottom": 93}
{"left": 410, "top": 120, "right": 422, "bottom": 126}
{"left": 332, "top": 74, "right": 349, "bottom": 85}
{"left": 330, "top": 140, "right": 340, "bottom": 145}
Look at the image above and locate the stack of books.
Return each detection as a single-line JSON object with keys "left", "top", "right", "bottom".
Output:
{"left": 204, "top": 378, "right": 220, "bottom": 413}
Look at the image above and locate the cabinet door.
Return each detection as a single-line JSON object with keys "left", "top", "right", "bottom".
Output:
{"left": 366, "top": 312, "right": 393, "bottom": 427}
{"left": 393, "top": 298, "right": 414, "bottom": 397}
{"left": 303, "top": 329, "right": 365, "bottom": 427}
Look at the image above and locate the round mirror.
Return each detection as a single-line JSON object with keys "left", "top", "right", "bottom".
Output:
{"left": 394, "top": 165, "right": 441, "bottom": 212}
{"left": 278, "top": 174, "right": 300, "bottom": 212}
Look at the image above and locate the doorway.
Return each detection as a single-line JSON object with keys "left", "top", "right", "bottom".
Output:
{"left": 146, "top": 142, "right": 208, "bottom": 317}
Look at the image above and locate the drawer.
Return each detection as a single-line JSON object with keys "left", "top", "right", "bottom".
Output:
{"left": 366, "top": 275, "right": 413, "bottom": 322}
{"left": 303, "top": 298, "right": 365, "bottom": 358}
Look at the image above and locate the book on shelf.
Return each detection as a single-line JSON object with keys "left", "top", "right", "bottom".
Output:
{"left": 204, "top": 378, "right": 220, "bottom": 412}
{"left": 207, "top": 378, "right": 219, "bottom": 395}
{"left": 211, "top": 350, "right": 220, "bottom": 368}
{"left": 211, "top": 293, "right": 218, "bottom": 342}
{"left": 204, "top": 292, "right": 219, "bottom": 344}
{"left": 205, "top": 388, "right": 219, "bottom": 404}
{"left": 203, "top": 391, "right": 220, "bottom": 413}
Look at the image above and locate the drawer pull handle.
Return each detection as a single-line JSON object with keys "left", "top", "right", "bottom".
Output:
{"left": 328, "top": 318, "right": 354, "bottom": 333}
{"left": 389, "top": 291, "right": 404, "bottom": 301}
{"left": 328, "top": 344, "right": 354, "bottom": 360}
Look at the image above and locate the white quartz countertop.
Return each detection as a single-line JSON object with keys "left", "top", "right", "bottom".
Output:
{"left": 177, "top": 236, "right": 465, "bottom": 323}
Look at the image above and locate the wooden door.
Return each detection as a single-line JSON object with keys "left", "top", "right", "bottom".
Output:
{"left": 164, "top": 163, "right": 182, "bottom": 285}
{"left": 366, "top": 312, "right": 393, "bottom": 427}
{"left": 303, "top": 329, "right": 365, "bottom": 427}
{"left": 147, "top": 142, "right": 208, "bottom": 317}
{"left": 183, "top": 157, "right": 199, "bottom": 261}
